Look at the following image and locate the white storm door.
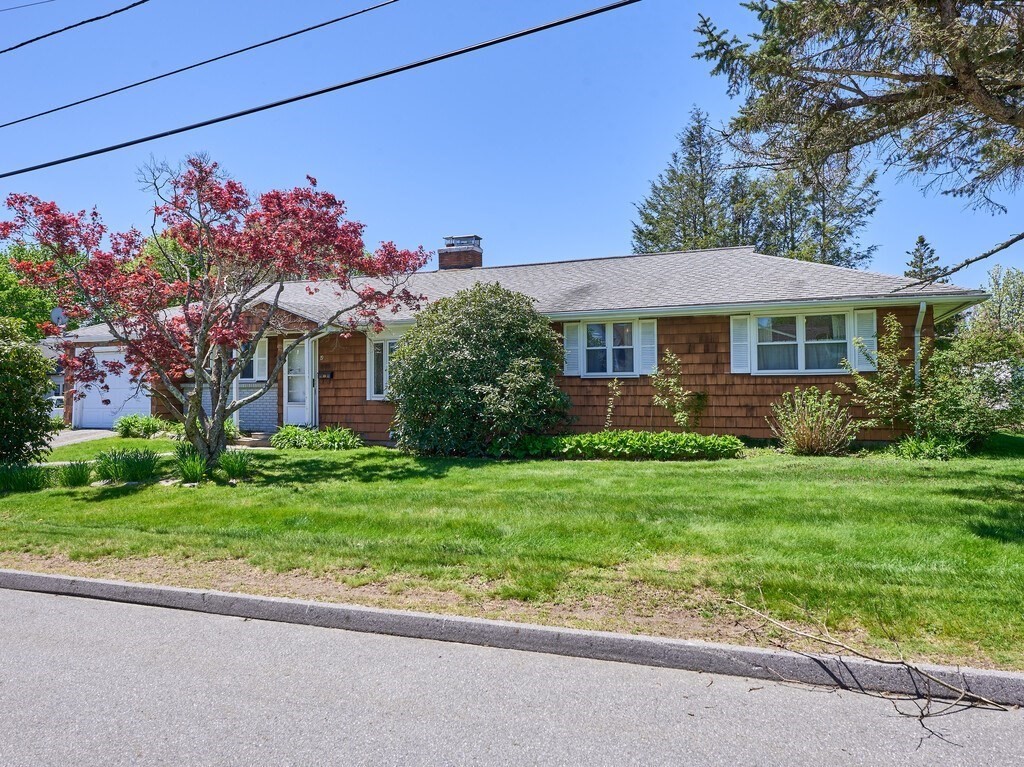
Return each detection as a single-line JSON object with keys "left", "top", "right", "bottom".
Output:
{"left": 284, "top": 341, "right": 308, "bottom": 425}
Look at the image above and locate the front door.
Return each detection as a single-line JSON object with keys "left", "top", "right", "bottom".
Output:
{"left": 284, "top": 342, "right": 308, "bottom": 425}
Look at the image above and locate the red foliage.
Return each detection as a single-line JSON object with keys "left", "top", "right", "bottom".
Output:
{"left": 1, "top": 156, "right": 428, "bottom": 402}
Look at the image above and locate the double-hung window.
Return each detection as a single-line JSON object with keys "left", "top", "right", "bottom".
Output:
{"left": 754, "top": 313, "right": 849, "bottom": 373}
{"left": 238, "top": 338, "right": 268, "bottom": 381}
{"left": 368, "top": 338, "right": 399, "bottom": 399}
{"left": 585, "top": 320, "right": 636, "bottom": 376}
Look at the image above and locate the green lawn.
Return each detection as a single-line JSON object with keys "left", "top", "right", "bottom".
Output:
{"left": 46, "top": 437, "right": 178, "bottom": 462}
{"left": 5, "top": 435, "right": 1024, "bottom": 668}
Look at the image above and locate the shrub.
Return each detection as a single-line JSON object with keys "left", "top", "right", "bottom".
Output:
{"left": 388, "top": 283, "right": 570, "bottom": 457}
{"left": 512, "top": 430, "right": 743, "bottom": 462}
{"left": 176, "top": 452, "right": 207, "bottom": 484}
{"left": 843, "top": 312, "right": 1024, "bottom": 449}
{"left": 767, "top": 386, "right": 858, "bottom": 456}
{"left": 56, "top": 461, "right": 92, "bottom": 487}
{"left": 0, "top": 464, "right": 52, "bottom": 493}
{"left": 113, "top": 414, "right": 171, "bottom": 439}
{"left": 269, "top": 425, "right": 363, "bottom": 450}
{"left": 0, "top": 317, "right": 60, "bottom": 465}
{"left": 49, "top": 415, "right": 66, "bottom": 431}
{"left": 218, "top": 449, "right": 253, "bottom": 480}
{"left": 889, "top": 435, "right": 970, "bottom": 461}
{"left": 95, "top": 448, "right": 160, "bottom": 483}
{"left": 650, "top": 350, "right": 707, "bottom": 431}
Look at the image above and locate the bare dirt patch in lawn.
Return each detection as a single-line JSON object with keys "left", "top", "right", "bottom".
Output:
{"left": 0, "top": 551, "right": 1000, "bottom": 670}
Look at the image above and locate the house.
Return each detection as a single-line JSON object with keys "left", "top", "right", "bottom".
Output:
{"left": 63, "top": 238, "right": 987, "bottom": 441}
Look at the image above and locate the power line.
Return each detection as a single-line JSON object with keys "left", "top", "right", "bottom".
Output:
{"left": 0, "top": 0, "right": 149, "bottom": 55}
{"left": 0, "top": 0, "right": 56, "bottom": 13}
{"left": 1, "top": 0, "right": 401, "bottom": 130}
{"left": 0, "top": 0, "right": 643, "bottom": 180}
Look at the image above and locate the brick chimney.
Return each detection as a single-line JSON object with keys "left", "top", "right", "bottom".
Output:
{"left": 437, "top": 234, "right": 483, "bottom": 270}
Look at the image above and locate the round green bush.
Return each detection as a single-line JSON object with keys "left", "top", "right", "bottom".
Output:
{"left": 0, "top": 318, "right": 60, "bottom": 466}
{"left": 388, "top": 283, "right": 571, "bottom": 457}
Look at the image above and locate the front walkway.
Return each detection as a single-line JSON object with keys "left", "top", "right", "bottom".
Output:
{"left": 49, "top": 429, "right": 114, "bottom": 448}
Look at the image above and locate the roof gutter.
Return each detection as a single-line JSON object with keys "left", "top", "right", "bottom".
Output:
{"left": 545, "top": 292, "right": 988, "bottom": 322}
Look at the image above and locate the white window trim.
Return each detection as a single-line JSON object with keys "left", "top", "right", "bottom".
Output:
{"left": 366, "top": 334, "right": 402, "bottom": 401}
{"left": 238, "top": 338, "right": 269, "bottom": 382}
{"left": 581, "top": 318, "right": 640, "bottom": 378}
{"left": 751, "top": 311, "right": 854, "bottom": 376}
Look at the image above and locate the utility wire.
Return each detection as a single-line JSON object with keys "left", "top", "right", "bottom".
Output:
{"left": 0, "top": 0, "right": 643, "bottom": 180}
{"left": 1, "top": 0, "right": 401, "bottom": 130}
{"left": 0, "top": 0, "right": 149, "bottom": 55}
{"left": 0, "top": 0, "right": 56, "bottom": 13}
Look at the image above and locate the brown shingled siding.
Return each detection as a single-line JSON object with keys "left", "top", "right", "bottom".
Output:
{"left": 95, "top": 305, "right": 931, "bottom": 443}
{"left": 308, "top": 305, "right": 928, "bottom": 444}
{"left": 316, "top": 333, "right": 395, "bottom": 442}
{"left": 555, "top": 304, "right": 929, "bottom": 441}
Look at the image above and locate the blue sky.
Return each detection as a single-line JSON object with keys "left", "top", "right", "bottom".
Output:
{"left": 1, "top": 0, "right": 1021, "bottom": 290}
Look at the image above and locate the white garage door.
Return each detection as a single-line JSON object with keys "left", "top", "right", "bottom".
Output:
{"left": 76, "top": 350, "right": 151, "bottom": 429}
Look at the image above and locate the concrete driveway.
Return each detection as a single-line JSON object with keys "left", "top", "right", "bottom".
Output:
{"left": 49, "top": 429, "right": 113, "bottom": 448}
{"left": 0, "top": 588, "right": 1019, "bottom": 766}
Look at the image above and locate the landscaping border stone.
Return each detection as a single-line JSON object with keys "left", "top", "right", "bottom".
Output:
{"left": 1, "top": 568, "right": 1021, "bottom": 707}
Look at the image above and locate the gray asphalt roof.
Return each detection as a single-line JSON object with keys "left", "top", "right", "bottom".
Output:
{"left": 66, "top": 246, "right": 986, "bottom": 341}
{"left": 274, "top": 246, "right": 985, "bottom": 324}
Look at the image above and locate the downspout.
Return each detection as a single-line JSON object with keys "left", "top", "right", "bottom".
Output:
{"left": 913, "top": 301, "right": 927, "bottom": 386}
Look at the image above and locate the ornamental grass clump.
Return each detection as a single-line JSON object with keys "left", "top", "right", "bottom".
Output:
{"left": 95, "top": 448, "right": 160, "bottom": 483}
{"left": 218, "top": 449, "right": 253, "bottom": 480}
{"left": 56, "top": 461, "right": 92, "bottom": 487}
{"left": 767, "top": 386, "right": 858, "bottom": 456}
{"left": 0, "top": 464, "right": 52, "bottom": 493}
{"left": 113, "top": 414, "right": 172, "bottom": 439}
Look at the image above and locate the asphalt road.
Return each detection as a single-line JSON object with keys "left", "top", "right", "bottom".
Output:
{"left": 0, "top": 589, "right": 1020, "bottom": 766}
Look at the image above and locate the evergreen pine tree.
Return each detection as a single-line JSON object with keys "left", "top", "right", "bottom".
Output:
{"left": 631, "top": 108, "right": 737, "bottom": 253}
{"left": 904, "top": 236, "right": 947, "bottom": 283}
{"left": 633, "top": 112, "right": 879, "bottom": 268}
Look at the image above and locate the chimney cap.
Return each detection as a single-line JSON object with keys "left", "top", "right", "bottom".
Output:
{"left": 443, "top": 234, "right": 482, "bottom": 249}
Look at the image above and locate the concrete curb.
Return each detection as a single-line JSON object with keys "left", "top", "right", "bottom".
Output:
{"left": 2, "top": 568, "right": 1021, "bottom": 707}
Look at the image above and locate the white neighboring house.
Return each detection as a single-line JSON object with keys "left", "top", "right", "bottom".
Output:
{"left": 59, "top": 334, "right": 152, "bottom": 429}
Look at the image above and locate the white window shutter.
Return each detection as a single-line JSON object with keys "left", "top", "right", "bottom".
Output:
{"left": 562, "top": 322, "right": 580, "bottom": 376}
{"left": 730, "top": 315, "right": 751, "bottom": 374}
{"left": 639, "top": 319, "right": 658, "bottom": 374}
{"left": 853, "top": 309, "right": 877, "bottom": 371}
{"left": 255, "top": 338, "right": 269, "bottom": 380}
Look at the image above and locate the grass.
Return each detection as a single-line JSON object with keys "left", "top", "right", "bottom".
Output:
{"left": 3, "top": 433, "right": 1024, "bottom": 667}
{"left": 46, "top": 437, "right": 177, "bottom": 463}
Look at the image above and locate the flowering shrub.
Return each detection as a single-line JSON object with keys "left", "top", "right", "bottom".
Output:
{"left": 512, "top": 430, "right": 743, "bottom": 461}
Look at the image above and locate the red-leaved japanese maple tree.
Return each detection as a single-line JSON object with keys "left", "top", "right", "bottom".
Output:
{"left": 0, "top": 155, "right": 428, "bottom": 465}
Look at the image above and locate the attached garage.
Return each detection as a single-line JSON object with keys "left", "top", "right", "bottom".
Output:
{"left": 73, "top": 349, "right": 151, "bottom": 429}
